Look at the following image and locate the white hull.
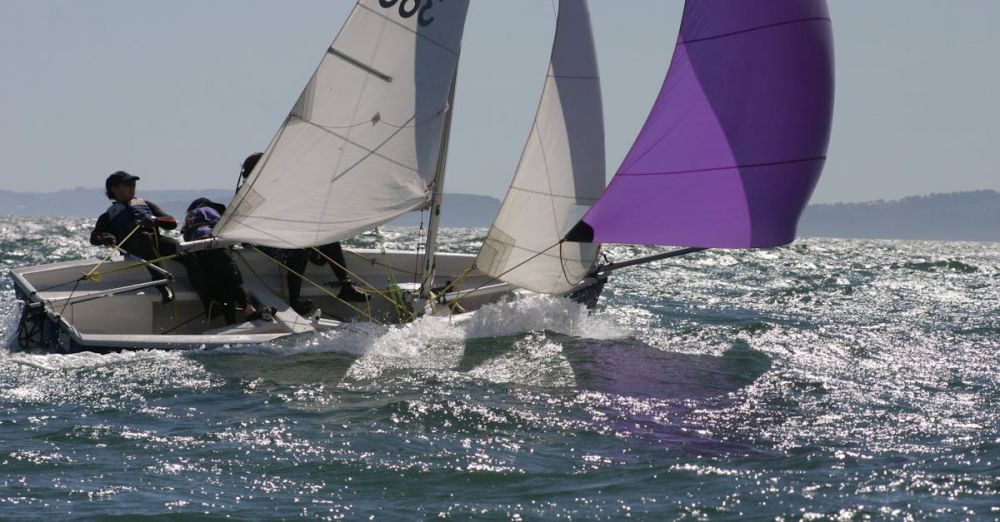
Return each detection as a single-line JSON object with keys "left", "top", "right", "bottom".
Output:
{"left": 8, "top": 247, "right": 603, "bottom": 353}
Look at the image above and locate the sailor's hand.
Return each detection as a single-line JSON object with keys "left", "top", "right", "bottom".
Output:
{"left": 98, "top": 233, "right": 117, "bottom": 246}
{"left": 139, "top": 215, "right": 157, "bottom": 231}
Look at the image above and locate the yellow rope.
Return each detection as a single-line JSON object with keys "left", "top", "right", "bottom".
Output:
{"left": 86, "top": 252, "right": 179, "bottom": 281}
{"left": 426, "top": 265, "right": 476, "bottom": 317}
{"left": 345, "top": 249, "right": 419, "bottom": 277}
{"left": 448, "top": 238, "right": 567, "bottom": 311}
{"left": 311, "top": 246, "right": 414, "bottom": 322}
{"left": 233, "top": 249, "right": 284, "bottom": 299}
{"left": 252, "top": 246, "right": 384, "bottom": 325}
{"left": 82, "top": 224, "right": 142, "bottom": 281}
{"left": 426, "top": 265, "right": 476, "bottom": 302}
{"left": 342, "top": 249, "right": 469, "bottom": 279}
{"left": 374, "top": 228, "right": 423, "bottom": 321}
{"left": 373, "top": 226, "right": 404, "bottom": 295}
{"left": 337, "top": 230, "right": 479, "bottom": 318}
{"left": 61, "top": 223, "right": 144, "bottom": 317}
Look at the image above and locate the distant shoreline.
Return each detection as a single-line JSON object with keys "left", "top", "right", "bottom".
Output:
{"left": 798, "top": 190, "right": 1000, "bottom": 242}
{"left": 0, "top": 189, "right": 503, "bottom": 229}
{"left": 2, "top": 188, "right": 998, "bottom": 242}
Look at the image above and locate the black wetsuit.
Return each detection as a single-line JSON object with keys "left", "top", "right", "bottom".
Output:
{"left": 90, "top": 198, "right": 183, "bottom": 282}
{"left": 182, "top": 204, "right": 249, "bottom": 324}
{"left": 284, "top": 243, "right": 350, "bottom": 303}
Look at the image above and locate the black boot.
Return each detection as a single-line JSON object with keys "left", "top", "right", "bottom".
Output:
{"left": 338, "top": 281, "right": 368, "bottom": 302}
{"left": 290, "top": 298, "right": 314, "bottom": 315}
{"left": 245, "top": 306, "right": 276, "bottom": 322}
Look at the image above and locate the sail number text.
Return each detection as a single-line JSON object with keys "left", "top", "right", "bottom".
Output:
{"left": 378, "top": 0, "right": 443, "bottom": 27}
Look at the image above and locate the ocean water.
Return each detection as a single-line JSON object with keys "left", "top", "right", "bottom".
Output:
{"left": 0, "top": 216, "right": 998, "bottom": 520}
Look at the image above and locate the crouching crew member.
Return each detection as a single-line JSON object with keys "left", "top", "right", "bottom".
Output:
{"left": 182, "top": 198, "right": 261, "bottom": 324}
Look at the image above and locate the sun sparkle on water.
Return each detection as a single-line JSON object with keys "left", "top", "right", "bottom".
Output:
{"left": 1, "top": 217, "right": 998, "bottom": 519}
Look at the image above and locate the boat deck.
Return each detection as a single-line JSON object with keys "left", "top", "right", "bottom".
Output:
{"left": 8, "top": 247, "right": 514, "bottom": 352}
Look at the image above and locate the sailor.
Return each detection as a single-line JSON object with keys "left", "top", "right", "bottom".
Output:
{"left": 237, "top": 152, "right": 366, "bottom": 315}
{"left": 181, "top": 198, "right": 261, "bottom": 324}
{"left": 89, "top": 170, "right": 182, "bottom": 303}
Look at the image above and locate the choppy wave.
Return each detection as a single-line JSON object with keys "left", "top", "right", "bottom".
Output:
{"left": 1, "top": 218, "right": 998, "bottom": 519}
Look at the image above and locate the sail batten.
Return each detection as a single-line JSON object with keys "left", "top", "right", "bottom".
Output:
{"left": 327, "top": 48, "right": 393, "bottom": 82}
{"left": 572, "top": 0, "right": 834, "bottom": 249}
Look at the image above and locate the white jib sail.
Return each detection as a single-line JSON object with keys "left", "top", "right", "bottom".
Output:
{"left": 215, "top": 0, "right": 470, "bottom": 248}
{"left": 476, "top": 0, "right": 605, "bottom": 294}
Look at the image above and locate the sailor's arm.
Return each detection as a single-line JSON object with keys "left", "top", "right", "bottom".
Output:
{"left": 146, "top": 201, "right": 178, "bottom": 230}
{"left": 90, "top": 213, "right": 116, "bottom": 246}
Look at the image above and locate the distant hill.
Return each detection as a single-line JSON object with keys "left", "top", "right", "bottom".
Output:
{"left": 4, "top": 188, "right": 997, "bottom": 242}
{"left": 0, "top": 188, "right": 501, "bottom": 228}
{"left": 799, "top": 190, "right": 1000, "bottom": 242}
{"left": 0, "top": 187, "right": 236, "bottom": 221}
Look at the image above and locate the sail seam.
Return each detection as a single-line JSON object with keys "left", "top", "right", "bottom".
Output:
{"left": 223, "top": 213, "right": 401, "bottom": 225}
{"left": 357, "top": 3, "right": 461, "bottom": 56}
{"left": 546, "top": 74, "right": 599, "bottom": 80}
{"left": 621, "top": 156, "right": 826, "bottom": 177}
{"left": 482, "top": 237, "right": 584, "bottom": 262}
{"left": 509, "top": 185, "right": 599, "bottom": 202}
{"left": 219, "top": 200, "right": 424, "bottom": 246}
{"left": 315, "top": 13, "right": 393, "bottom": 245}
{"left": 682, "top": 17, "right": 831, "bottom": 45}
{"left": 218, "top": 123, "right": 291, "bottom": 235}
{"left": 293, "top": 116, "right": 420, "bottom": 176}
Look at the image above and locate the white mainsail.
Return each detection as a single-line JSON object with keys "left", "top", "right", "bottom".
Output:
{"left": 215, "top": 0, "right": 471, "bottom": 248}
{"left": 476, "top": 0, "right": 605, "bottom": 294}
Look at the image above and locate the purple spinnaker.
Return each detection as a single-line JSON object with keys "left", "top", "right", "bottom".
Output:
{"left": 568, "top": 0, "right": 834, "bottom": 248}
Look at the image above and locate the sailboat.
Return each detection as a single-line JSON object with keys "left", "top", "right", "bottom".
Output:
{"left": 8, "top": 0, "right": 834, "bottom": 354}
{"left": 8, "top": 0, "right": 607, "bottom": 353}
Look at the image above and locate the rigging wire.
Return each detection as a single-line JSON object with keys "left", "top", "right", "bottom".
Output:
{"left": 252, "top": 246, "right": 383, "bottom": 325}
{"left": 83, "top": 224, "right": 142, "bottom": 281}
{"left": 233, "top": 249, "right": 284, "bottom": 298}
{"left": 558, "top": 240, "right": 575, "bottom": 287}
{"left": 86, "top": 252, "right": 179, "bottom": 281}
{"left": 160, "top": 309, "right": 208, "bottom": 335}
{"left": 296, "top": 103, "right": 447, "bottom": 134}
{"left": 445, "top": 238, "right": 569, "bottom": 312}
{"left": 371, "top": 228, "right": 413, "bottom": 322}
{"left": 413, "top": 209, "right": 424, "bottom": 287}
{"left": 310, "top": 240, "right": 414, "bottom": 321}
{"left": 55, "top": 224, "right": 144, "bottom": 318}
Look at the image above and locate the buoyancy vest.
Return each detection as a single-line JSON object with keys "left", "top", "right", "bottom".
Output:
{"left": 183, "top": 206, "right": 221, "bottom": 241}
{"left": 107, "top": 198, "right": 154, "bottom": 239}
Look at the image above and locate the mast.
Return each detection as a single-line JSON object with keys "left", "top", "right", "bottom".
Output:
{"left": 420, "top": 69, "right": 459, "bottom": 300}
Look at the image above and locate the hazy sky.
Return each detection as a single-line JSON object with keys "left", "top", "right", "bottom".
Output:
{"left": 1, "top": 1, "right": 998, "bottom": 204}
